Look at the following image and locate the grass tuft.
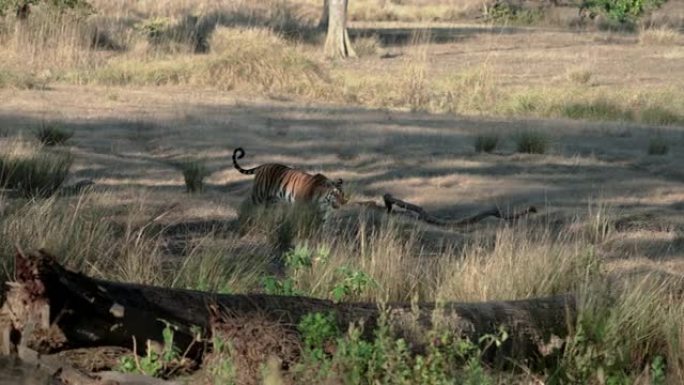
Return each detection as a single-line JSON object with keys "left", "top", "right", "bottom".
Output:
{"left": 0, "top": 140, "right": 73, "bottom": 198}
{"left": 562, "top": 100, "right": 633, "bottom": 121}
{"left": 353, "top": 35, "right": 382, "bottom": 57}
{"left": 473, "top": 133, "right": 500, "bottom": 153}
{"left": 515, "top": 131, "right": 549, "bottom": 154}
{"left": 648, "top": 136, "right": 669, "bottom": 155}
{"left": 180, "top": 160, "right": 209, "bottom": 193}
{"left": 34, "top": 123, "right": 74, "bottom": 146}
{"left": 567, "top": 69, "right": 592, "bottom": 85}
{"left": 640, "top": 106, "right": 682, "bottom": 126}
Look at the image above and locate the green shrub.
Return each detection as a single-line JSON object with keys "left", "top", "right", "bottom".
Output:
{"left": 486, "top": 3, "right": 543, "bottom": 25}
{"left": 474, "top": 134, "right": 500, "bottom": 153}
{"left": 647, "top": 136, "right": 669, "bottom": 155}
{"left": 0, "top": 150, "right": 72, "bottom": 197}
{"left": 580, "top": 0, "right": 667, "bottom": 25}
{"left": 515, "top": 131, "right": 549, "bottom": 154}
{"left": 180, "top": 160, "right": 209, "bottom": 193}
{"left": 34, "top": 123, "right": 73, "bottom": 146}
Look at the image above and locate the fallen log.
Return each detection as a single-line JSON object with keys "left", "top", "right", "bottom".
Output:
{"left": 1, "top": 249, "right": 575, "bottom": 376}
{"left": 382, "top": 193, "right": 538, "bottom": 227}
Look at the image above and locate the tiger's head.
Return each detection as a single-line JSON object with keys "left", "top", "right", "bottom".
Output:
{"left": 313, "top": 176, "right": 347, "bottom": 210}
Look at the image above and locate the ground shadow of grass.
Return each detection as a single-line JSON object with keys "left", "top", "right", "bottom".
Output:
{"left": 348, "top": 24, "right": 526, "bottom": 46}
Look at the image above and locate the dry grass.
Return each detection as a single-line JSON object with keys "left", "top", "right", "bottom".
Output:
{"left": 639, "top": 26, "right": 681, "bottom": 45}
{"left": 0, "top": 138, "right": 73, "bottom": 198}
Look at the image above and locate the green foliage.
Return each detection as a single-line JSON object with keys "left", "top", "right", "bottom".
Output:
{"left": 473, "top": 134, "right": 499, "bottom": 153}
{"left": 580, "top": 0, "right": 667, "bottom": 24}
{"left": 117, "top": 322, "right": 181, "bottom": 377}
{"left": 285, "top": 243, "right": 313, "bottom": 270}
{"left": 209, "top": 337, "right": 237, "bottom": 385}
{"left": 179, "top": 160, "right": 209, "bottom": 193}
{"left": 486, "top": 3, "right": 543, "bottom": 25}
{"left": 298, "top": 312, "right": 340, "bottom": 351}
{"left": 641, "top": 106, "right": 682, "bottom": 126}
{"left": 330, "top": 266, "right": 377, "bottom": 303}
{"left": 552, "top": 311, "right": 631, "bottom": 384}
{"left": 562, "top": 100, "right": 633, "bottom": 121}
{"left": 34, "top": 123, "right": 73, "bottom": 146}
{"left": 650, "top": 355, "right": 666, "bottom": 385}
{"left": 135, "top": 17, "right": 172, "bottom": 44}
{"left": 0, "top": 150, "right": 72, "bottom": 197}
{"left": 294, "top": 310, "right": 502, "bottom": 385}
{"left": 261, "top": 275, "right": 302, "bottom": 296}
{"left": 515, "top": 131, "right": 549, "bottom": 154}
{"left": 261, "top": 243, "right": 337, "bottom": 297}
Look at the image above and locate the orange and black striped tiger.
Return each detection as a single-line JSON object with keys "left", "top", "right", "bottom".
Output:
{"left": 233, "top": 148, "right": 347, "bottom": 219}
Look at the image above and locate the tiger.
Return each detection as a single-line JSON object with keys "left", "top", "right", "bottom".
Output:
{"left": 232, "top": 147, "right": 347, "bottom": 221}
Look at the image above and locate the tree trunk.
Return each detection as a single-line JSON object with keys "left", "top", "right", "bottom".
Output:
{"left": 1, "top": 250, "right": 576, "bottom": 369}
{"left": 318, "top": 0, "right": 329, "bottom": 30}
{"left": 324, "top": 0, "right": 356, "bottom": 59}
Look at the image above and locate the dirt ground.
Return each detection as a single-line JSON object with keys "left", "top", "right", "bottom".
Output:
{"left": 1, "top": 26, "right": 683, "bottom": 281}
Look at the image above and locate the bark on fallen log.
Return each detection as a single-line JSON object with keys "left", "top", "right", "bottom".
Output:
{"left": 1, "top": 249, "right": 575, "bottom": 374}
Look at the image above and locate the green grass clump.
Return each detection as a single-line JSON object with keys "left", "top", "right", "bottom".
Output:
{"left": 640, "top": 106, "right": 682, "bottom": 126}
{"left": 562, "top": 100, "right": 633, "bottom": 122}
{"left": 647, "top": 136, "right": 669, "bottom": 155}
{"left": 515, "top": 131, "right": 549, "bottom": 154}
{"left": 0, "top": 150, "right": 73, "bottom": 197}
{"left": 474, "top": 133, "right": 500, "bottom": 153}
{"left": 34, "top": 123, "right": 73, "bottom": 146}
{"left": 180, "top": 160, "right": 209, "bottom": 193}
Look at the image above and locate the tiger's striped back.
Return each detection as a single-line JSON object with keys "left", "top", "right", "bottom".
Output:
{"left": 233, "top": 148, "right": 347, "bottom": 218}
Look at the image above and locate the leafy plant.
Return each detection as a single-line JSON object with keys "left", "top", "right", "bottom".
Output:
{"left": 285, "top": 243, "right": 313, "bottom": 270}
{"left": 261, "top": 275, "right": 302, "bottom": 296}
{"left": 293, "top": 309, "right": 501, "bottom": 385}
{"left": 299, "top": 312, "right": 340, "bottom": 351}
{"left": 135, "top": 17, "right": 172, "bottom": 44}
{"left": 579, "top": 0, "right": 667, "bottom": 25}
{"left": 209, "top": 337, "right": 237, "bottom": 385}
{"left": 330, "top": 266, "right": 377, "bottom": 302}
{"left": 650, "top": 355, "right": 666, "bottom": 385}
{"left": 116, "top": 321, "right": 183, "bottom": 377}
